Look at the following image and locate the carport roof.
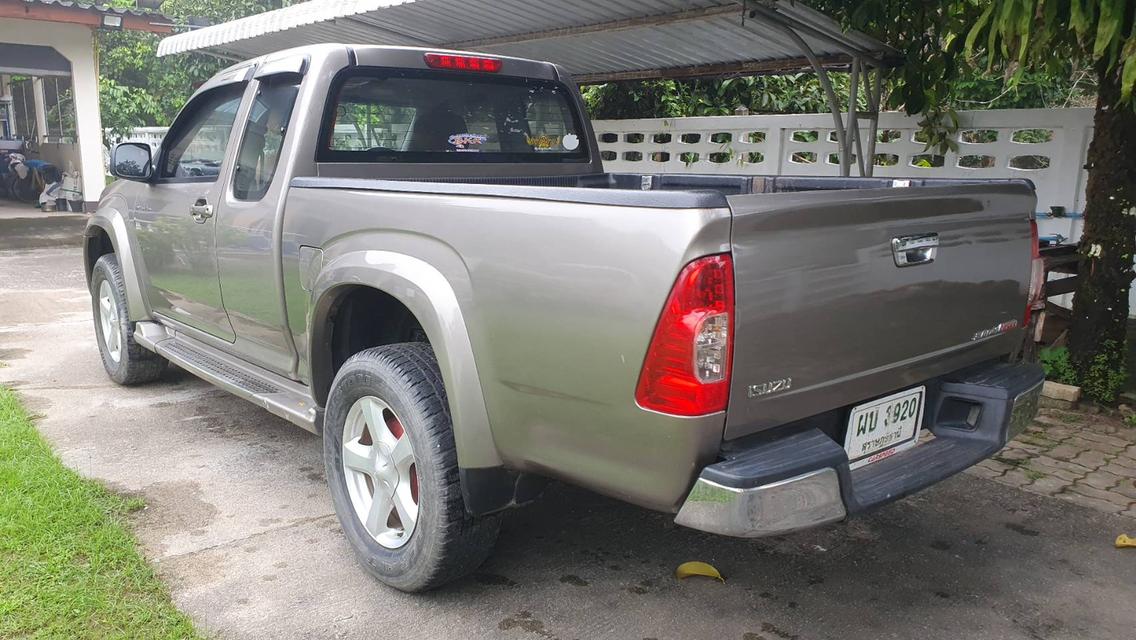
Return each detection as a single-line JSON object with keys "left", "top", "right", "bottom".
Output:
{"left": 156, "top": 0, "right": 900, "bottom": 82}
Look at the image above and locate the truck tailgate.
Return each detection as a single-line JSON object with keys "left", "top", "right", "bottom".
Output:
{"left": 724, "top": 182, "right": 1036, "bottom": 440}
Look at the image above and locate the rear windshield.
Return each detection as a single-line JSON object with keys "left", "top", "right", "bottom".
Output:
{"left": 319, "top": 69, "right": 589, "bottom": 164}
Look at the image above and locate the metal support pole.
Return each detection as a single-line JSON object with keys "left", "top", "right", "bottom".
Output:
{"left": 777, "top": 25, "right": 850, "bottom": 176}
{"left": 862, "top": 62, "right": 884, "bottom": 177}
{"left": 847, "top": 58, "right": 865, "bottom": 176}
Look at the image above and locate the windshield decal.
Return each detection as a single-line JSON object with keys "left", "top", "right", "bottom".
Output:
{"left": 448, "top": 133, "right": 487, "bottom": 150}
{"left": 562, "top": 134, "right": 580, "bottom": 151}
{"left": 525, "top": 134, "right": 560, "bottom": 150}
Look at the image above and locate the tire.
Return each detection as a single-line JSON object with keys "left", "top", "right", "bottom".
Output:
{"left": 90, "top": 254, "right": 167, "bottom": 385}
{"left": 324, "top": 343, "right": 499, "bottom": 592}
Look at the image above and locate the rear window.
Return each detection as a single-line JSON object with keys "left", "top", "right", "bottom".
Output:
{"left": 319, "top": 69, "right": 589, "bottom": 163}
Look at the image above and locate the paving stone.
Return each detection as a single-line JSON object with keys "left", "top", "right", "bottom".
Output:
{"left": 995, "top": 468, "right": 1033, "bottom": 488}
{"left": 1080, "top": 470, "right": 1124, "bottom": 491}
{"left": 1027, "top": 458, "right": 1085, "bottom": 482}
{"left": 1006, "top": 440, "right": 1047, "bottom": 455}
{"left": 1059, "top": 490, "right": 1124, "bottom": 514}
{"left": 1013, "top": 433, "right": 1062, "bottom": 450}
{"left": 1111, "top": 479, "right": 1136, "bottom": 501}
{"left": 993, "top": 448, "right": 1032, "bottom": 463}
{"left": 1065, "top": 434, "right": 1126, "bottom": 455}
{"left": 1077, "top": 431, "right": 1136, "bottom": 449}
{"left": 1029, "top": 419, "right": 1077, "bottom": 439}
{"left": 965, "top": 465, "right": 1005, "bottom": 480}
{"left": 1071, "top": 449, "right": 1112, "bottom": 469}
{"left": 975, "top": 458, "right": 1011, "bottom": 474}
{"left": 1046, "top": 443, "right": 1090, "bottom": 460}
{"left": 1110, "top": 454, "right": 1136, "bottom": 471}
{"left": 1121, "top": 507, "right": 1136, "bottom": 520}
{"left": 1067, "top": 483, "right": 1132, "bottom": 508}
{"left": 1030, "top": 455, "right": 1092, "bottom": 477}
{"left": 1023, "top": 474, "right": 1072, "bottom": 497}
{"left": 1098, "top": 463, "right": 1136, "bottom": 480}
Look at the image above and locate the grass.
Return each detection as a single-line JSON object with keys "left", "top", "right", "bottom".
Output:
{"left": 0, "top": 386, "right": 201, "bottom": 639}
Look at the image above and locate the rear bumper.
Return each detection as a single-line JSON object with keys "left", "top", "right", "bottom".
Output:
{"left": 675, "top": 361, "right": 1044, "bottom": 538}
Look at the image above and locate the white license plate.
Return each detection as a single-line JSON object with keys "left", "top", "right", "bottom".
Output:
{"left": 845, "top": 386, "right": 925, "bottom": 470}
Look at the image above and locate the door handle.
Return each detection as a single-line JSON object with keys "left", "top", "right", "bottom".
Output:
{"left": 892, "top": 233, "right": 938, "bottom": 267}
{"left": 190, "top": 199, "right": 213, "bottom": 224}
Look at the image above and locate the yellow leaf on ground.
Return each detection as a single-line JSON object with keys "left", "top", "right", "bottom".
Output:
{"left": 675, "top": 561, "right": 724, "bottom": 582}
{"left": 1116, "top": 534, "right": 1136, "bottom": 549}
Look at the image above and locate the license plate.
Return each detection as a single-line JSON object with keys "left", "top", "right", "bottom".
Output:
{"left": 845, "top": 386, "right": 925, "bottom": 470}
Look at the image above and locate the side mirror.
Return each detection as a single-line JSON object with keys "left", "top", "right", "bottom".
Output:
{"left": 111, "top": 142, "right": 153, "bottom": 181}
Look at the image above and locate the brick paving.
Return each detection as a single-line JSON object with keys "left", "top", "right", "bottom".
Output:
{"left": 965, "top": 407, "right": 1136, "bottom": 518}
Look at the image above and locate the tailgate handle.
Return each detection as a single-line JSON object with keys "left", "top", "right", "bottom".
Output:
{"left": 892, "top": 233, "right": 938, "bottom": 267}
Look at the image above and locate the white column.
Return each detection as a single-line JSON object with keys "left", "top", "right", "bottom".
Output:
{"left": 32, "top": 77, "right": 49, "bottom": 142}
{"left": 63, "top": 30, "right": 105, "bottom": 210}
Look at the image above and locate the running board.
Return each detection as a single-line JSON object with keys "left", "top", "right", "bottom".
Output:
{"left": 134, "top": 321, "right": 321, "bottom": 434}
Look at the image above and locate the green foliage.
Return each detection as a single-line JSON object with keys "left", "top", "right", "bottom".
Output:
{"left": 1039, "top": 346, "right": 1078, "bottom": 385}
{"left": 582, "top": 73, "right": 857, "bottom": 119}
{"left": 1079, "top": 339, "right": 1129, "bottom": 404}
{"left": 0, "top": 387, "right": 201, "bottom": 638}
{"left": 1039, "top": 343, "right": 1128, "bottom": 404}
{"left": 99, "top": 1, "right": 296, "bottom": 135}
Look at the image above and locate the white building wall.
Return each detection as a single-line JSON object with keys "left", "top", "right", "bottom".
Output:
{"left": 0, "top": 18, "right": 102, "bottom": 209}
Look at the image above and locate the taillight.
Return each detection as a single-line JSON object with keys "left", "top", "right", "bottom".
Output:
{"left": 1025, "top": 219, "right": 1044, "bottom": 325}
{"left": 635, "top": 254, "right": 734, "bottom": 416}
{"left": 424, "top": 53, "right": 502, "bottom": 73}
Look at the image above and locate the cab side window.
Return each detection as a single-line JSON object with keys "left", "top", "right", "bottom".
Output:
{"left": 232, "top": 77, "right": 300, "bottom": 201}
{"left": 160, "top": 85, "right": 245, "bottom": 180}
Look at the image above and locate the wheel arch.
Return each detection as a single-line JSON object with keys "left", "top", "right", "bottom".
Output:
{"left": 308, "top": 250, "right": 502, "bottom": 475}
{"left": 84, "top": 204, "right": 149, "bottom": 322}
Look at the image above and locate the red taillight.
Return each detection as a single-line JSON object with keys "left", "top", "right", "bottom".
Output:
{"left": 1025, "top": 219, "right": 1044, "bottom": 325}
{"left": 424, "top": 52, "right": 502, "bottom": 73}
{"left": 635, "top": 254, "right": 734, "bottom": 416}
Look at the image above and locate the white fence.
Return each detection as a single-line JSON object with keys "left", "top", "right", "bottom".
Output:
{"left": 593, "top": 107, "right": 1092, "bottom": 233}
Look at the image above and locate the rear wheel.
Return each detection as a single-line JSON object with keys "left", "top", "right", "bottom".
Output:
{"left": 90, "top": 254, "right": 167, "bottom": 385}
{"left": 324, "top": 343, "right": 499, "bottom": 591}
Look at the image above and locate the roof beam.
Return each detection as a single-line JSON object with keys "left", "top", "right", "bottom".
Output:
{"left": 573, "top": 54, "right": 851, "bottom": 84}
{"left": 445, "top": 3, "right": 743, "bottom": 49}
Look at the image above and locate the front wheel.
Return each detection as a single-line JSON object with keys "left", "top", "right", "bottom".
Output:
{"left": 324, "top": 343, "right": 499, "bottom": 592}
{"left": 90, "top": 254, "right": 167, "bottom": 385}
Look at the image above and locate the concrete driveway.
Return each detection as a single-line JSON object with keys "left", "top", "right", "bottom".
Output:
{"left": 2, "top": 208, "right": 1135, "bottom": 640}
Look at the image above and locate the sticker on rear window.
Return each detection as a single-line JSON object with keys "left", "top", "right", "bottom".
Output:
{"left": 448, "top": 133, "right": 487, "bottom": 150}
{"left": 562, "top": 134, "right": 579, "bottom": 151}
{"left": 525, "top": 134, "right": 560, "bottom": 150}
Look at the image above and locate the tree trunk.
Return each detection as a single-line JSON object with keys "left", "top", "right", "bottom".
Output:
{"left": 1067, "top": 61, "right": 1136, "bottom": 402}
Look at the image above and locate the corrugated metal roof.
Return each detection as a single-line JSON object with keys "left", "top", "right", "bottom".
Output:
{"left": 157, "top": 0, "right": 898, "bottom": 80}
{"left": 21, "top": 0, "right": 172, "bottom": 19}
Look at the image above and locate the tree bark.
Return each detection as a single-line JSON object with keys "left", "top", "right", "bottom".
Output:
{"left": 1067, "top": 60, "right": 1136, "bottom": 399}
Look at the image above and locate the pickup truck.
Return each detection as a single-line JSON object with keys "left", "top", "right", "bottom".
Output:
{"left": 88, "top": 44, "right": 1045, "bottom": 592}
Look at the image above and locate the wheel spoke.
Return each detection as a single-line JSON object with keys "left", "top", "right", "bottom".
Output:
{"left": 390, "top": 435, "right": 414, "bottom": 468}
{"left": 365, "top": 489, "right": 394, "bottom": 535}
{"left": 393, "top": 483, "right": 417, "bottom": 529}
{"left": 360, "top": 398, "right": 390, "bottom": 442}
{"left": 100, "top": 296, "right": 112, "bottom": 316}
{"left": 342, "top": 438, "right": 374, "bottom": 474}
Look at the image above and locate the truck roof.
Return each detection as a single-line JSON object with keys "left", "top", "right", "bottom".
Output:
{"left": 204, "top": 43, "right": 564, "bottom": 90}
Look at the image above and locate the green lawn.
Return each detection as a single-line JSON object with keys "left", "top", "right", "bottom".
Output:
{"left": 0, "top": 387, "right": 201, "bottom": 639}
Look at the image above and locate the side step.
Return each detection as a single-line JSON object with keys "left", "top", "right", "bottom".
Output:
{"left": 134, "top": 321, "right": 322, "bottom": 434}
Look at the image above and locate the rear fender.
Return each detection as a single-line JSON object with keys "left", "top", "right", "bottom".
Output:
{"left": 309, "top": 250, "right": 502, "bottom": 475}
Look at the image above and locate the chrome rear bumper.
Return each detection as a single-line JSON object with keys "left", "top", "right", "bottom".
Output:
{"left": 674, "top": 468, "right": 845, "bottom": 537}
{"left": 675, "top": 362, "right": 1044, "bottom": 538}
